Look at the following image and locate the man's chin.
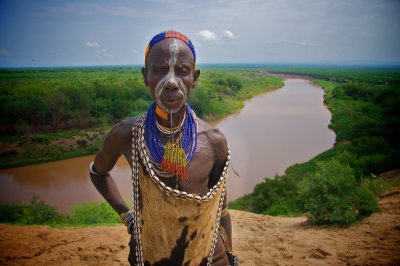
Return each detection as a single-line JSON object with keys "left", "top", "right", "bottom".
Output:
{"left": 159, "top": 102, "right": 185, "bottom": 114}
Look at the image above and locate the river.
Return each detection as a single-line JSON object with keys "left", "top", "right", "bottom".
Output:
{"left": 0, "top": 79, "right": 335, "bottom": 213}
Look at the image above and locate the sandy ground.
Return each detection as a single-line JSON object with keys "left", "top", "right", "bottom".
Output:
{"left": 1, "top": 186, "right": 399, "bottom": 266}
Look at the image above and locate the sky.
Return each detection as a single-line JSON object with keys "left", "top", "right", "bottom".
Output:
{"left": 0, "top": 0, "right": 399, "bottom": 67}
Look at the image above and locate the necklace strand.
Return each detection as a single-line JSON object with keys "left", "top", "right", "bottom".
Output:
{"left": 155, "top": 108, "right": 186, "bottom": 135}
{"left": 144, "top": 103, "right": 198, "bottom": 179}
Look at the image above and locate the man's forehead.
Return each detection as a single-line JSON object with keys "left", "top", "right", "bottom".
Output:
{"left": 151, "top": 38, "right": 192, "bottom": 55}
{"left": 147, "top": 39, "right": 194, "bottom": 63}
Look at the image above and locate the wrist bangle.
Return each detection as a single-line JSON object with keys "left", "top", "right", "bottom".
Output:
{"left": 89, "top": 161, "right": 110, "bottom": 176}
{"left": 121, "top": 210, "right": 135, "bottom": 227}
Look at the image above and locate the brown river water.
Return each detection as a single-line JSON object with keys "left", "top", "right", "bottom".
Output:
{"left": 0, "top": 79, "right": 335, "bottom": 213}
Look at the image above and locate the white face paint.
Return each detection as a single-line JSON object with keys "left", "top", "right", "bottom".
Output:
{"left": 155, "top": 39, "right": 188, "bottom": 114}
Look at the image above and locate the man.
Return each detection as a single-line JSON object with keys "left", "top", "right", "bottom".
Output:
{"left": 90, "top": 31, "right": 235, "bottom": 266}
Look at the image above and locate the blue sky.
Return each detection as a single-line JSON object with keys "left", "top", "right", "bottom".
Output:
{"left": 0, "top": 0, "right": 399, "bottom": 67}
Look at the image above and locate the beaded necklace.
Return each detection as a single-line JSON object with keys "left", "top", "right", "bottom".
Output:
{"left": 144, "top": 102, "right": 198, "bottom": 180}
{"left": 156, "top": 114, "right": 185, "bottom": 135}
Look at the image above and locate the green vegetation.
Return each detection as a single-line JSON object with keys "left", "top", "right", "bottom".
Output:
{"left": 0, "top": 67, "right": 283, "bottom": 168}
{"left": 68, "top": 201, "right": 120, "bottom": 225}
{"left": 2, "top": 65, "right": 399, "bottom": 227}
{"left": 230, "top": 67, "right": 400, "bottom": 226}
{"left": 0, "top": 128, "right": 107, "bottom": 169}
{"left": 299, "top": 160, "right": 378, "bottom": 226}
{"left": 0, "top": 67, "right": 282, "bottom": 133}
{"left": 0, "top": 196, "right": 65, "bottom": 225}
{"left": 0, "top": 196, "right": 121, "bottom": 226}
{"left": 192, "top": 69, "right": 283, "bottom": 120}
{"left": 0, "top": 67, "right": 151, "bottom": 135}
{"left": 263, "top": 65, "right": 400, "bottom": 84}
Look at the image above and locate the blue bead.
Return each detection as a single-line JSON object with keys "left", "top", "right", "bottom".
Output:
{"left": 144, "top": 103, "right": 198, "bottom": 165}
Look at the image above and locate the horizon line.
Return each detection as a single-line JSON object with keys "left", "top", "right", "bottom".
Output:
{"left": 1, "top": 62, "right": 400, "bottom": 70}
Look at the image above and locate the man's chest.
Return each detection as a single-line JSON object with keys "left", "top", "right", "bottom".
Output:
{"left": 123, "top": 134, "right": 215, "bottom": 195}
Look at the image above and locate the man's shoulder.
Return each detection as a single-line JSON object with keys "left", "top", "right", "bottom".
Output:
{"left": 198, "top": 119, "right": 225, "bottom": 140}
{"left": 107, "top": 115, "right": 142, "bottom": 142}
{"left": 197, "top": 119, "right": 228, "bottom": 158}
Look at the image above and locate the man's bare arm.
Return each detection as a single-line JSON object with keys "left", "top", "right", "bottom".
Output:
{"left": 208, "top": 128, "right": 233, "bottom": 249}
{"left": 90, "top": 119, "right": 134, "bottom": 215}
{"left": 220, "top": 194, "right": 233, "bottom": 252}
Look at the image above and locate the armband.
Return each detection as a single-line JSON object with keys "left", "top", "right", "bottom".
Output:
{"left": 89, "top": 161, "right": 110, "bottom": 176}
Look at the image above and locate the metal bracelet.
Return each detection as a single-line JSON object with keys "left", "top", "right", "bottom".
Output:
{"left": 121, "top": 210, "right": 135, "bottom": 226}
{"left": 89, "top": 161, "right": 110, "bottom": 176}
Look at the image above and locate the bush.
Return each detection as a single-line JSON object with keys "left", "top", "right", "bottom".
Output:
{"left": 226, "top": 76, "right": 243, "bottom": 91}
{"left": 69, "top": 201, "right": 120, "bottom": 225}
{"left": 263, "top": 202, "right": 297, "bottom": 216}
{"left": 0, "top": 203, "right": 25, "bottom": 223}
{"left": 250, "top": 175, "right": 298, "bottom": 214}
{"left": 299, "top": 160, "right": 378, "bottom": 226}
{"left": 0, "top": 197, "right": 121, "bottom": 226}
{"left": 15, "top": 119, "right": 32, "bottom": 134}
{"left": 229, "top": 194, "right": 252, "bottom": 211}
{"left": 76, "top": 138, "right": 87, "bottom": 147}
{"left": 360, "top": 176, "right": 387, "bottom": 197}
{"left": 0, "top": 195, "right": 64, "bottom": 225}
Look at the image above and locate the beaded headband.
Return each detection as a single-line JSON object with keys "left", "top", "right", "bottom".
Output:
{"left": 144, "top": 31, "right": 196, "bottom": 69}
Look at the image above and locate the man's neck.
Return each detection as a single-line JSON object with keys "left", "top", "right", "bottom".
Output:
{"left": 156, "top": 105, "right": 186, "bottom": 128}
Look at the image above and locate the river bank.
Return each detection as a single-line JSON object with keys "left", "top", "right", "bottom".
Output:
{"left": 0, "top": 78, "right": 334, "bottom": 211}
{"left": 229, "top": 69, "right": 400, "bottom": 225}
{"left": 0, "top": 70, "right": 283, "bottom": 169}
{"left": 1, "top": 172, "right": 399, "bottom": 266}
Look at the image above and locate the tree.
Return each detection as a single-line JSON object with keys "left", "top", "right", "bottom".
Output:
{"left": 47, "top": 92, "right": 68, "bottom": 130}
{"left": 299, "top": 160, "right": 378, "bottom": 226}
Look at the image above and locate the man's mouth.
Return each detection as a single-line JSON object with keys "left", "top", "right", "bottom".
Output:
{"left": 165, "top": 96, "right": 179, "bottom": 104}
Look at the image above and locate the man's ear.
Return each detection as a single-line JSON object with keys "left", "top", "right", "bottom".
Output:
{"left": 141, "top": 67, "right": 149, "bottom": 87}
{"left": 192, "top": 69, "right": 200, "bottom": 88}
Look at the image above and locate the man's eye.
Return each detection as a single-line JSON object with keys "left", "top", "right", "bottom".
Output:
{"left": 177, "top": 68, "right": 189, "bottom": 75}
{"left": 154, "top": 68, "right": 168, "bottom": 74}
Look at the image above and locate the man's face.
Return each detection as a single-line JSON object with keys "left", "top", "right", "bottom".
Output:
{"left": 143, "top": 38, "right": 199, "bottom": 114}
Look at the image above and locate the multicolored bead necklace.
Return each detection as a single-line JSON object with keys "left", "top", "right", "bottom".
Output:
{"left": 144, "top": 102, "right": 198, "bottom": 180}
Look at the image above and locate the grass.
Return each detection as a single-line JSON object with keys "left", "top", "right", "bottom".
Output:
{"left": 0, "top": 196, "right": 122, "bottom": 227}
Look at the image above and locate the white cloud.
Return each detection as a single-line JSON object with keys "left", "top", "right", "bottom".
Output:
{"left": 85, "top": 42, "right": 113, "bottom": 58}
{"left": 300, "top": 41, "right": 317, "bottom": 47}
{"left": 85, "top": 42, "right": 100, "bottom": 48}
{"left": 223, "top": 30, "right": 234, "bottom": 39}
{"left": 197, "top": 30, "right": 217, "bottom": 41}
{"left": 264, "top": 40, "right": 317, "bottom": 47}
{"left": 264, "top": 40, "right": 287, "bottom": 45}
{"left": 94, "top": 48, "right": 113, "bottom": 58}
{"left": 95, "top": 48, "right": 107, "bottom": 53}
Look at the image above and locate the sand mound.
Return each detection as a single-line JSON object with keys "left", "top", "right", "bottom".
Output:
{"left": 1, "top": 187, "right": 399, "bottom": 266}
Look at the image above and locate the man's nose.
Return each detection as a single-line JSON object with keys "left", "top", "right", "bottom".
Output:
{"left": 164, "top": 75, "right": 179, "bottom": 90}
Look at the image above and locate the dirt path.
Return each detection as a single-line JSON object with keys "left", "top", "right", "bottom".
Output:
{"left": 1, "top": 186, "right": 399, "bottom": 266}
